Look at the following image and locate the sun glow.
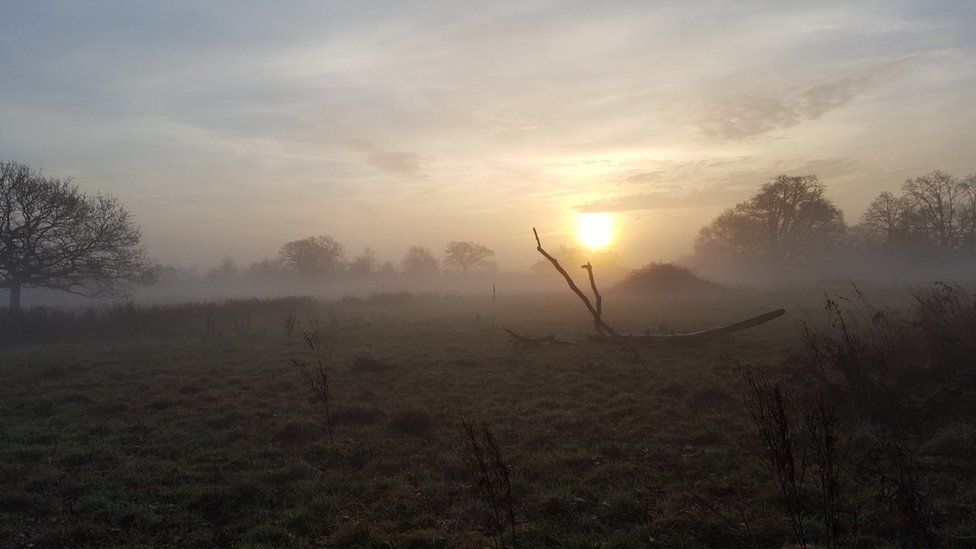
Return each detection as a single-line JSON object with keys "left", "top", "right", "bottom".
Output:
{"left": 576, "top": 212, "right": 615, "bottom": 249}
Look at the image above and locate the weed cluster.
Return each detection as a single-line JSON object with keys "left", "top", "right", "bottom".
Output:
{"left": 460, "top": 417, "right": 518, "bottom": 548}
{"left": 730, "top": 284, "right": 976, "bottom": 546}
{"left": 291, "top": 331, "right": 335, "bottom": 445}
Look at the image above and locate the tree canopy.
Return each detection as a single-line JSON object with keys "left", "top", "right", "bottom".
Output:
{"left": 278, "top": 235, "right": 345, "bottom": 276}
{"left": 401, "top": 245, "right": 439, "bottom": 276}
{"left": 443, "top": 241, "right": 494, "bottom": 275}
{"left": 695, "top": 175, "right": 845, "bottom": 266}
{"left": 0, "top": 161, "right": 154, "bottom": 308}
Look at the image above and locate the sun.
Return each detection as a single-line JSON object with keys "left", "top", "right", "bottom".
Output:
{"left": 576, "top": 212, "right": 615, "bottom": 249}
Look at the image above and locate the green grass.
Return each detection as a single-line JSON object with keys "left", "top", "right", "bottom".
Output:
{"left": 0, "top": 291, "right": 972, "bottom": 547}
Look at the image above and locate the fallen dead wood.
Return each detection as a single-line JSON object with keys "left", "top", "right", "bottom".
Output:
{"left": 532, "top": 228, "right": 619, "bottom": 337}
{"left": 506, "top": 227, "right": 786, "bottom": 346}
{"left": 585, "top": 308, "right": 786, "bottom": 345}
{"left": 504, "top": 329, "right": 577, "bottom": 347}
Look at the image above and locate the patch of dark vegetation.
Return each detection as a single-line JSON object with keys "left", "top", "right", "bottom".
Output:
{"left": 58, "top": 393, "right": 93, "bottom": 405}
{"left": 189, "top": 480, "right": 273, "bottom": 522}
{"left": 144, "top": 399, "right": 174, "bottom": 411}
{"left": 349, "top": 356, "right": 397, "bottom": 373}
{"left": 388, "top": 409, "right": 432, "bottom": 435}
{"left": 332, "top": 406, "right": 385, "bottom": 425}
{"left": 0, "top": 296, "right": 324, "bottom": 346}
{"left": 272, "top": 421, "right": 321, "bottom": 446}
{"left": 713, "top": 283, "right": 976, "bottom": 548}
{"left": 459, "top": 417, "right": 518, "bottom": 549}
{"left": 686, "top": 386, "right": 733, "bottom": 409}
{"left": 291, "top": 330, "right": 336, "bottom": 445}
{"left": 797, "top": 282, "right": 976, "bottom": 427}
{"left": 612, "top": 261, "right": 722, "bottom": 295}
{"left": 178, "top": 383, "right": 202, "bottom": 394}
{"left": 441, "top": 358, "right": 480, "bottom": 369}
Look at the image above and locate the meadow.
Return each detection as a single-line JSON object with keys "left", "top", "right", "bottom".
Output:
{"left": 1, "top": 287, "right": 973, "bottom": 547}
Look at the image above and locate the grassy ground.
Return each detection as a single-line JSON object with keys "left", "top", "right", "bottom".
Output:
{"left": 0, "top": 290, "right": 972, "bottom": 547}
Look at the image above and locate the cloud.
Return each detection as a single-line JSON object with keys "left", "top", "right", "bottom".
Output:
{"left": 577, "top": 189, "right": 745, "bottom": 212}
{"left": 342, "top": 140, "right": 425, "bottom": 176}
{"left": 579, "top": 156, "right": 860, "bottom": 213}
{"left": 698, "top": 59, "right": 914, "bottom": 140}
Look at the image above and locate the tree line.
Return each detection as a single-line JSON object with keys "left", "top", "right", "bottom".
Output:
{"left": 5, "top": 158, "right": 974, "bottom": 310}
{"left": 0, "top": 160, "right": 501, "bottom": 308}
{"left": 158, "top": 238, "right": 499, "bottom": 284}
{"left": 693, "top": 171, "right": 976, "bottom": 280}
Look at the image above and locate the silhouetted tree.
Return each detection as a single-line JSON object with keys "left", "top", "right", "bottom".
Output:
{"left": 443, "top": 240, "right": 494, "bottom": 275}
{"left": 901, "top": 170, "right": 967, "bottom": 251}
{"left": 207, "top": 256, "right": 240, "bottom": 280}
{"left": 0, "top": 161, "right": 154, "bottom": 309}
{"left": 401, "top": 245, "right": 439, "bottom": 276}
{"left": 278, "top": 235, "right": 345, "bottom": 276}
{"left": 695, "top": 175, "right": 845, "bottom": 266}
{"left": 855, "top": 191, "right": 919, "bottom": 249}
{"left": 961, "top": 175, "right": 976, "bottom": 253}
{"left": 348, "top": 248, "right": 378, "bottom": 276}
{"left": 694, "top": 208, "right": 763, "bottom": 264}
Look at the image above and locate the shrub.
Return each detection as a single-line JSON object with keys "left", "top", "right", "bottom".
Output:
{"left": 612, "top": 262, "right": 721, "bottom": 295}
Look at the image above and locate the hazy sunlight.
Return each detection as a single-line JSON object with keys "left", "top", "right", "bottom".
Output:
{"left": 576, "top": 213, "right": 615, "bottom": 249}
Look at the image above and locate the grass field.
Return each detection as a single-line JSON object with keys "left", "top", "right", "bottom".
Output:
{"left": 1, "top": 289, "right": 973, "bottom": 547}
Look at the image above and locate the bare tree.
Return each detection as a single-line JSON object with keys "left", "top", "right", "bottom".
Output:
{"left": 901, "top": 171, "right": 966, "bottom": 251}
{"left": 694, "top": 208, "right": 763, "bottom": 263}
{"left": 206, "top": 256, "right": 240, "bottom": 281}
{"left": 747, "top": 175, "right": 846, "bottom": 263}
{"left": 278, "top": 235, "right": 345, "bottom": 276}
{"left": 695, "top": 175, "right": 845, "bottom": 266}
{"left": 0, "top": 161, "right": 154, "bottom": 309}
{"left": 443, "top": 240, "right": 494, "bottom": 275}
{"left": 401, "top": 245, "right": 440, "bottom": 276}
{"left": 348, "top": 248, "right": 378, "bottom": 276}
{"left": 858, "top": 192, "right": 908, "bottom": 243}
{"left": 959, "top": 174, "right": 976, "bottom": 254}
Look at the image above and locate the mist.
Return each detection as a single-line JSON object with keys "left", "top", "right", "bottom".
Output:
{"left": 4, "top": 2, "right": 976, "bottom": 547}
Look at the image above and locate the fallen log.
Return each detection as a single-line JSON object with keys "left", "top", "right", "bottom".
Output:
{"left": 504, "top": 329, "right": 577, "bottom": 347}
{"left": 584, "top": 308, "right": 786, "bottom": 345}
{"left": 508, "top": 227, "right": 787, "bottom": 346}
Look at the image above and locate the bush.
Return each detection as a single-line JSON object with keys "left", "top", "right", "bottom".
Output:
{"left": 794, "top": 283, "right": 976, "bottom": 425}
{"left": 612, "top": 262, "right": 721, "bottom": 295}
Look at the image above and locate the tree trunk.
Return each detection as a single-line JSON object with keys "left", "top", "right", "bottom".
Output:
{"left": 8, "top": 282, "right": 21, "bottom": 310}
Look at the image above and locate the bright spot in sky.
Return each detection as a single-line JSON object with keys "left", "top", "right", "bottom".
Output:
{"left": 576, "top": 213, "right": 615, "bottom": 249}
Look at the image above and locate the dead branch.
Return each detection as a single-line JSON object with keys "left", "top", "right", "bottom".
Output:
{"left": 509, "top": 227, "right": 787, "bottom": 346}
{"left": 504, "top": 329, "right": 577, "bottom": 347}
{"left": 582, "top": 262, "right": 602, "bottom": 319}
{"left": 533, "top": 228, "right": 619, "bottom": 337}
{"left": 586, "top": 308, "right": 786, "bottom": 345}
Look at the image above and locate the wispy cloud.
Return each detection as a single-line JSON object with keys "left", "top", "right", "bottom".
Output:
{"left": 698, "top": 59, "right": 915, "bottom": 140}
{"left": 341, "top": 140, "right": 426, "bottom": 176}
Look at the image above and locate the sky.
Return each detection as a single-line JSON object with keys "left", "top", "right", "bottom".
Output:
{"left": 2, "top": 1, "right": 975, "bottom": 270}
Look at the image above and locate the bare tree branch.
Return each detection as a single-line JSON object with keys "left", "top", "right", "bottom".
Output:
{"left": 533, "top": 227, "right": 619, "bottom": 337}
{"left": 510, "top": 226, "right": 786, "bottom": 346}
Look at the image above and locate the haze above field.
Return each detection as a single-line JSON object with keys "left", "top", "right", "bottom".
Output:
{"left": 2, "top": 1, "right": 975, "bottom": 269}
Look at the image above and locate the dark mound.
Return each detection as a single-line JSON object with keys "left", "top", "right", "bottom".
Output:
{"left": 612, "top": 262, "right": 721, "bottom": 295}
